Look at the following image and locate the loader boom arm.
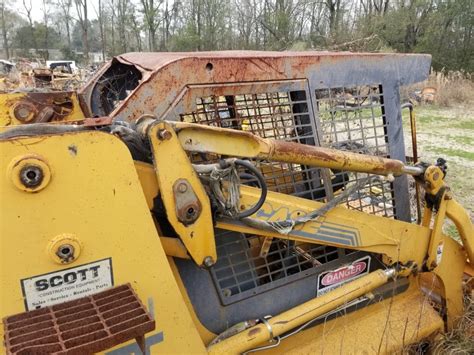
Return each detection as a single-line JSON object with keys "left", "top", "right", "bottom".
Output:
{"left": 141, "top": 119, "right": 471, "bottom": 329}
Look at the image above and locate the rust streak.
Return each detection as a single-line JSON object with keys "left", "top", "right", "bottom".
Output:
{"left": 247, "top": 328, "right": 261, "bottom": 337}
{"left": 272, "top": 140, "right": 339, "bottom": 163}
{"left": 83, "top": 116, "right": 114, "bottom": 126}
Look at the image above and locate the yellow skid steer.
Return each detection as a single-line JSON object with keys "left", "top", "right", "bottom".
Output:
{"left": 1, "top": 52, "right": 472, "bottom": 354}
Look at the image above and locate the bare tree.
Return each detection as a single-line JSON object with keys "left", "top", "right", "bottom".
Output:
{"left": 74, "top": 0, "right": 89, "bottom": 63}
{"left": 325, "top": 0, "right": 343, "bottom": 38}
{"left": 130, "top": 5, "right": 142, "bottom": 51}
{"left": 234, "top": 0, "right": 255, "bottom": 48}
{"left": 0, "top": 0, "right": 9, "bottom": 59}
{"left": 141, "top": 0, "right": 162, "bottom": 51}
{"left": 57, "top": 0, "right": 73, "bottom": 50}
{"left": 360, "top": 0, "right": 390, "bottom": 16}
{"left": 22, "top": 0, "right": 37, "bottom": 53}
{"left": 41, "top": 0, "right": 51, "bottom": 59}
{"left": 190, "top": 0, "right": 203, "bottom": 50}
{"left": 92, "top": 0, "right": 106, "bottom": 60}
{"left": 309, "top": 0, "right": 325, "bottom": 46}
{"left": 108, "top": 0, "right": 116, "bottom": 55}
{"left": 161, "top": 0, "right": 169, "bottom": 50}
{"left": 117, "top": 0, "right": 129, "bottom": 53}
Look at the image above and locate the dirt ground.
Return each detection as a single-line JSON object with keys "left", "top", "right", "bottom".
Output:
{"left": 402, "top": 104, "right": 474, "bottom": 232}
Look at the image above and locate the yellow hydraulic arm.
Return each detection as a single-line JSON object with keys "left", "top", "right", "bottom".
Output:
{"left": 140, "top": 119, "right": 473, "bottom": 266}
{"left": 169, "top": 121, "right": 418, "bottom": 177}
{"left": 136, "top": 119, "right": 472, "bottom": 331}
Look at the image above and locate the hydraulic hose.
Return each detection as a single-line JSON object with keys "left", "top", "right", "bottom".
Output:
{"left": 232, "top": 159, "right": 267, "bottom": 219}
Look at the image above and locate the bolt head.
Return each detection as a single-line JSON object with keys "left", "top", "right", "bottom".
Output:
{"left": 17, "top": 107, "right": 31, "bottom": 119}
{"left": 158, "top": 129, "right": 172, "bottom": 140}
{"left": 56, "top": 244, "right": 75, "bottom": 262}
{"left": 203, "top": 256, "right": 215, "bottom": 268}
{"left": 178, "top": 182, "right": 188, "bottom": 193}
{"left": 13, "top": 102, "right": 36, "bottom": 122}
{"left": 19, "top": 165, "right": 43, "bottom": 188}
{"left": 185, "top": 206, "right": 196, "bottom": 220}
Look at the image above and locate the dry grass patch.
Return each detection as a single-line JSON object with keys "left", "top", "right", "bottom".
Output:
{"left": 432, "top": 292, "right": 474, "bottom": 354}
{"left": 401, "top": 70, "right": 474, "bottom": 107}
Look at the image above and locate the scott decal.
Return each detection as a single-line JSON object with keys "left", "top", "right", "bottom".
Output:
{"left": 21, "top": 258, "right": 114, "bottom": 310}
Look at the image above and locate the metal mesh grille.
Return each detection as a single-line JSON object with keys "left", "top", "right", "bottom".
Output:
{"left": 210, "top": 230, "right": 354, "bottom": 304}
{"left": 181, "top": 91, "right": 331, "bottom": 200}
{"left": 316, "top": 85, "right": 396, "bottom": 218}
{"left": 180, "top": 87, "right": 396, "bottom": 217}
{"left": 182, "top": 93, "right": 306, "bottom": 139}
{"left": 179, "top": 86, "right": 392, "bottom": 303}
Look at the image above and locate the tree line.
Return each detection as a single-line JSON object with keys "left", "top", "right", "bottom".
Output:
{"left": 0, "top": 0, "right": 472, "bottom": 72}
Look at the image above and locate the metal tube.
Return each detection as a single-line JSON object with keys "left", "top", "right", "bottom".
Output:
{"left": 401, "top": 103, "right": 419, "bottom": 164}
{"left": 207, "top": 268, "right": 396, "bottom": 355}
{"left": 401, "top": 165, "right": 424, "bottom": 176}
{"left": 401, "top": 103, "right": 422, "bottom": 223}
{"left": 269, "top": 140, "right": 406, "bottom": 176}
{"left": 172, "top": 122, "right": 421, "bottom": 177}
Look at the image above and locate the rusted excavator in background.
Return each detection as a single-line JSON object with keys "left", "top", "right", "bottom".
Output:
{"left": 1, "top": 52, "right": 472, "bottom": 354}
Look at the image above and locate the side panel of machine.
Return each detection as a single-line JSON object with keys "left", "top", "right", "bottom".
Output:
{"left": 0, "top": 92, "right": 85, "bottom": 126}
{"left": 0, "top": 132, "right": 205, "bottom": 353}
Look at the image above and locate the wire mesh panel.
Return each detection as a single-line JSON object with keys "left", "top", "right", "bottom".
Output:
{"left": 210, "top": 230, "right": 355, "bottom": 305}
{"left": 180, "top": 86, "right": 396, "bottom": 217}
{"left": 181, "top": 90, "right": 332, "bottom": 201}
{"left": 176, "top": 83, "right": 402, "bottom": 306}
{"left": 315, "top": 85, "right": 396, "bottom": 218}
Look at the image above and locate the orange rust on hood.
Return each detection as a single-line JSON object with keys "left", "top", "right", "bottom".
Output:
{"left": 114, "top": 51, "right": 410, "bottom": 71}
{"left": 79, "top": 51, "right": 431, "bottom": 122}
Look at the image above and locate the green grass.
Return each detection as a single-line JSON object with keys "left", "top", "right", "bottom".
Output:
{"left": 402, "top": 105, "right": 474, "bottom": 217}
{"left": 455, "top": 120, "right": 474, "bottom": 130}
{"left": 403, "top": 106, "right": 473, "bottom": 130}
{"left": 414, "top": 114, "right": 449, "bottom": 125}
{"left": 426, "top": 146, "right": 474, "bottom": 160}
{"left": 451, "top": 135, "right": 474, "bottom": 145}
{"left": 444, "top": 223, "right": 461, "bottom": 241}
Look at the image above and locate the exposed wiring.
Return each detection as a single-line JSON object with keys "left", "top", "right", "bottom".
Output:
{"left": 193, "top": 158, "right": 267, "bottom": 219}
{"left": 241, "top": 174, "right": 382, "bottom": 235}
{"left": 196, "top": 158, "right": 385, "bottom": 236}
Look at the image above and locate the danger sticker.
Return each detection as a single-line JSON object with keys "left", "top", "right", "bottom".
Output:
{"left": 21, "top": 258, "right": 114, "bottom": 311}
{"left": 317, "top": 256, "right": 370, "bottom": 296}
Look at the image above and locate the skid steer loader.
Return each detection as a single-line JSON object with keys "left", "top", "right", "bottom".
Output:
{"left": 1, "top": 52, "right": 472, "bottom": 354}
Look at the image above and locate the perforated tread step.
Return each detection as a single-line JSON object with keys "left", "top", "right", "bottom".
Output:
{"left": 3, "top": 284, "right": 155, "bottom": 354}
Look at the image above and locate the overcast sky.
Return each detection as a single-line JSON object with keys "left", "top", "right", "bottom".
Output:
{"left": 12, "top": 0, "right": 101, "bottom": 23}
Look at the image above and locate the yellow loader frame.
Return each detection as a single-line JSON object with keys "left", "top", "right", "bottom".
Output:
{"left": 1, "top": 117, "right": 472, "bottom": 354}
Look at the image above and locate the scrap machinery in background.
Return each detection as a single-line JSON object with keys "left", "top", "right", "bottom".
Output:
{"left": 0, "top": 52, "right": 472, "bottom": 354}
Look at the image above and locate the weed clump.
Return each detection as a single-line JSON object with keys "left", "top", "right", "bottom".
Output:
{"left": 432, "top": 292, "right": 474, "bottom": 354}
